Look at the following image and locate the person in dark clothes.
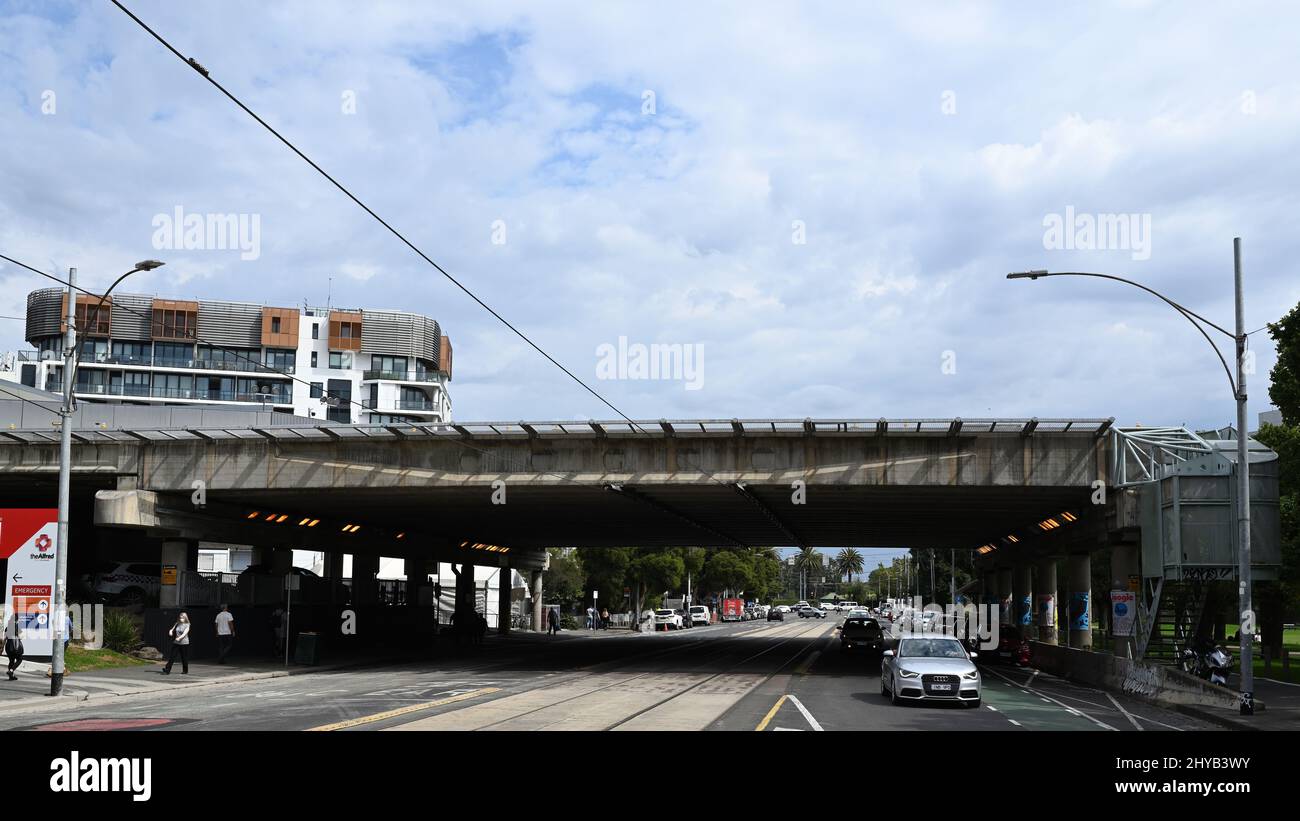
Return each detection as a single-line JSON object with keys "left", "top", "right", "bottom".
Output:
{"left": 4, "top": 615, "right": 23, "bottom": 680}
{"left": 547, "top": 607, "right": 560, "bottom": 635}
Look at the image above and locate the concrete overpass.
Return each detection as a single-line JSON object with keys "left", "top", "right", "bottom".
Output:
{"left": 0, "top": 414, "right": 1115, "bottom": 555}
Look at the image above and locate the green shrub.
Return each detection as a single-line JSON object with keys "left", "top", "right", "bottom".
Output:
{"left": 102, "top": 610, "right": 141, "bottom": 653}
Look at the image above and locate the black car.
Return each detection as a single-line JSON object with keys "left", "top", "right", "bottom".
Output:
{"left": 767, "top": 608, "right": 784, "bottom": 621}
{"left": 837, "top": 616, "right": 885, "bottom": 654}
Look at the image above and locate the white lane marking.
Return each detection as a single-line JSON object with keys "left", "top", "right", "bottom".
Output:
{"left": 1133, "top": 712, "right": 1186, "bottom": 732}
{"left": 985, "top": 705, "right": 999, "bottom": 712}
{"left": 981, "top": 666, "right": 1119, "bottom": 732}
{"left": 786, "top": 694, "right": 824, "bottom": 732}
{"left": 1105, "top": 692, "right": 1144, "bottom": 731}
{"left": 773, "top": 727, "right": 802, "bottom": 731}
{"left": 1007, "top": 719, "right": 1022, "bottom": 727}
{"left": 1040, "top": 698, "right": 1050, "bottom": 703}
{"left": 1259, "top": 677, "right": 1300, "bottom": 688}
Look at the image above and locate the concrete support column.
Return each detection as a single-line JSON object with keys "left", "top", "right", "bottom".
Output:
{"left": 996, "top": 568, "right": 1012, "bottom": 625}
{"left": 980, "top": 571, "right": 995, "bottom": 607}
{"left": 497, "top": 560, "right": 512, "bottom": 634}
{"left": 404, "top": 558, "right": 430, "bottom": 608}
{"left": 1013, "top": 564, "right": 1033, "bottom": 630}
{"left": 160, "top": 539, "right": 196, "bottom": 608}
{"left": 1067, "top": 553, "right": 1092, "bottom": 649}
{"left": 1036, "top": 558, "right": 1058, "bottom": 645}
{"left": 531, "top": 570, "right": 543, "bottom": 632}
{"left": 324, "top": 552, "right": 344, "bottom": 606}
{"left": 270, "top": 548, "right": 293, "bottom": 574}
{"left": 352, "top": 553, "right": 379, "bottom": 605}
{"left": 455, "top": 562, "right": 476, "bottom": 619}
{"left": 1110, "top": 543, "right": 1139, "bottom": 658}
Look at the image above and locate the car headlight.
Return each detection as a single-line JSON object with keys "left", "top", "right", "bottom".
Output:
{"left": 963, "top": 670, "right": 979, "bottom": 680}
{"left": 898, "top": 668, "right": 920, "bottom": 679}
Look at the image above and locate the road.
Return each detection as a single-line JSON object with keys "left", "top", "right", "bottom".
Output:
{"left": 0, "top": 614, "right": 1219, "bottom": 731}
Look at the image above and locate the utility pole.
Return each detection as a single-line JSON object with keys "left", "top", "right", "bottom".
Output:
{"left": 1234, "top": 237, "right": 1254, "bottom": 715}
{"left": 51, "top": 267, "right": 76, "bottom": 697}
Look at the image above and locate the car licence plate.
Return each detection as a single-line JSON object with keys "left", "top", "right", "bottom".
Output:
{"left": 930, "top": 683, "right": 952, "bottom": 691}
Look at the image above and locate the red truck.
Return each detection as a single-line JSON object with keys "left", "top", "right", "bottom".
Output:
{"left": 721, "top": 598, "right": 744, "bottom": 622}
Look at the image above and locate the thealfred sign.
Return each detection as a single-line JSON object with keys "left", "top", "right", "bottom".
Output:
{"left": 1, "top": 508, "right": 60, "bottom": 655}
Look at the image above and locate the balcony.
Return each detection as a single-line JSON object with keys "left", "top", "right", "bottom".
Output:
{"left": 49, "top": 383, "right": 291, "bottom": 404}
{"left": 362, "top": 369, "right": 439, "bottom": 383}
{"left": 396, "top": 399, "right": 437, "bottom": 411}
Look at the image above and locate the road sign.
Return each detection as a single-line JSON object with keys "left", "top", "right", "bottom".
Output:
{"left": 0, "top": 509, "right": 59, "bottom": 655}
{"left": 161, "top": 565, "right": 177, "bottom": 585}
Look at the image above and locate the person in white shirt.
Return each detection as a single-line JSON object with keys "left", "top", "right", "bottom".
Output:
{"left": 214, "top": 605, "right": 236, "bottom": 664}
{"left": 162, "top": 612, "right": 191, "bottom": 675}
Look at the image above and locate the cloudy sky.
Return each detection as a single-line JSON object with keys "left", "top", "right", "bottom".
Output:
{"left": 1, "top": 1, "right": 1297, "bottom": 433}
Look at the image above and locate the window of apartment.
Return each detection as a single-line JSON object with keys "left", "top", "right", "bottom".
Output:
{"left": 152, "top": 308, "right": 196, "bottom": 340}
{"left": 153, "top": 372, "right": 194, "bottom": 399}
{"left": 326, "top": 379, "right": 352, "bottom": 423}
{"left": 264, "top": 348, "right": 296, "bottom": 373}
{"left": 271, "top": 316, "right": 281, "bottom": 333}
{"left": 371, "top": 355, "right": 408, "bottom": 376}
{"left": 310, "top": 382, "right": 323, "bottom": 399}
{"left": 329, "top": 351, "right": 353, "bottom": 370}
{"left": 78, "top": 338, "right": 108, "bottom": 362}
{"left": 198, "top": 345, "right": 258, "bottom": 371}
{"left": 123, "top": 371, "right": 150, "bottom": 396}
{"left": 75, "top": 302, "right": 111, "bottom": 336}
{"left": 399, "top": 386, "right": 430, "bottom": 409}
{"left": 310, "top": 351, "right": 318, "bottom": 368}
{"left": 369, "top": 383, "right": 379, "bottom": 408}
{"left": 37, "top": 337, "right": 62, "bottom": 357}
{"left": 311, "top": 322, "right": 319, "bottom": 340}
{"left": 154, "top": 341, "right": 194, "bottom": 366}
{"left": 111, "top": 340, "right": 149, "bottom": 364}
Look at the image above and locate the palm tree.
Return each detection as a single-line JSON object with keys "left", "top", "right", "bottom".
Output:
{"left": 836, "top": 548, "right": 864, "bottom": 584}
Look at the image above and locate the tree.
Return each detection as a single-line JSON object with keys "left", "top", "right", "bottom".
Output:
{"left": 792, "top": 546, "right": 823, "bottom": 599}
{"left": 703, "top": 550, "right": 752, "bottom": 596}
{"left": 544, "top": 547, "right": 584, "bottom": 610}
{"left": 628, "top": 549, "right": 685, "bottom": 612}
{"left": 836, "top": 548, "right": 864, "bottom": 583}
{"left": 1267, "top": 302, "right": 1300, "bottom": 425}
{"left": 580, "top": 546, "right": 632, "bottom": 610}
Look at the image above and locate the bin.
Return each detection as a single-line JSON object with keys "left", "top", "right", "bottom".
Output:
{"left": 294, "top": 632, "right": 320, "bottom": 665}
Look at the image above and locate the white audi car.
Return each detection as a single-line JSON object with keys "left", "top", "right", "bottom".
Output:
{"left": 881, "top": 635, "right": 981, "bottom": 708}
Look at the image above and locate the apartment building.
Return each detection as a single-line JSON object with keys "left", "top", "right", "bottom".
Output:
{"left": 10, "top": 288, "right": 452, "bottom": 424}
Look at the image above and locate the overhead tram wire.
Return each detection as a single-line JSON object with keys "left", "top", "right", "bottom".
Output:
{"left": 106, "top": 1, "right": 740, "bottom": 496}
{"left": 0, "top": 252, "right": 598, "bottom": 489}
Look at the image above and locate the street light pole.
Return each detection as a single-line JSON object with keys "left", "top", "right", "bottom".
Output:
{"left": 51, "top": 267, "right": 77, "bottom": 697}
{"left": 1233, "top": 238, "right": 1254, "bottom": 715}
{"left": 50, "top": 260, "right": 164, "bottom": 697}
{"left": 1007, "top": 239, "right": 1254, "bottom": 715}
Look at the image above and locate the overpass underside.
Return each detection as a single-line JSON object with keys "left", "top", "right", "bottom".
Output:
{"left": 0, "top": 417, "right": 1115, "bottom": 557}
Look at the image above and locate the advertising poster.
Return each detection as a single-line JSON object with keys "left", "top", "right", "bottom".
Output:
{"left": 0, "top": 508, "right": 60, "bottom": 656}
{"left": 1038, "top": 593, "right": 1056, "bottom": 628}
{"left": 1018, "top": 594, "right": 1032, "bottom": 625}
{"left": 1111, "top": 590, "right": 1137, "bottom": 637}
{"left": 1069, "top": 591, "right": 1090, "bottom": 631}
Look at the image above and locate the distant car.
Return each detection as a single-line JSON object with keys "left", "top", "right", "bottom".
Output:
{"left": 846, "top": 609, "right": 871, "bottom": 620}
{"left": 838, "top": 616, "right": 886, "bottom": 654}
{"left": 840, "top": 602, "right": 859, "bottom": 613}
{"left": 799, "top": 606, "right": 826, "bottom": 619}
{"left": 986, "top": 625, "right": 1031, "bottom": 665}
{"left": 768, "top": 608, "right": 785, "bottom": 621}
{"left": 688, "top": 605, "right": 711, "bottom": 626}
{"left": 881, "top": 635, "right": 981, "bottom": 708}
{"left": 776, "top": 605, "right": 792, "bottom": 613}
{"left": 654, "top": 609, "right": 684, "bottom": 630}
{"left": 85, "top": 561, "right": 160, "bottom": 606}
{"left": 236, "top": 563, "right": 349, "bottom": 604}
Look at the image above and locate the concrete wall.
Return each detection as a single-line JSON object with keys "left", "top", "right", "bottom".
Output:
{"left": 1029, "top": 640, "right": 1245, "bottom": 711}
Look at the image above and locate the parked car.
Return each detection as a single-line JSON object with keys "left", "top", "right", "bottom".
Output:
{"left": 85, "top": 561, "right": 161, "bottom": 606}
{"left": 837, "top": 616, "right": 886, "bottom": 654}
{"left": 653, "top": 608, "right": 684, "bottom": 630}
{"left": 986, "top": 625, "right": 1031, "bottom": 665}
{"left": 767, "top": 608, "right": 785, "bottom": 621}
{"left": 688, "top": 605, "right": 711, "bottom": 626}
{"left": 799, "top": 606, "right": 826, "bottom": 619}
{"left": 881, "top": 635, "right": 981, "bottom": 708}
{"left": 235, "top": 564, "right": 349, "bottom": 604}
{"left": 776, "top": 605, "right": 792, "bottom": 613}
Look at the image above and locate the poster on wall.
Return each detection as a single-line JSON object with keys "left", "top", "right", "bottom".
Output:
{"left": 1069, "top": 591, "right": 1090, "bottom": 632}
{"left": 1038, "top": 593, "right": 1056, "bottom": 628}
{"left": 1111, "top": 590, "right": 1137, "bottom": 637}
{"left": 0, "top": 508, "right": 60, "bottom": 656}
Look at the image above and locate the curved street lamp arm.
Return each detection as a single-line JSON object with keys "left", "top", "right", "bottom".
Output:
{"left": 1008, "top": 270, "right": 1238, "bottom": 395}
{"left": 68, "top": 263, "right": 161, "bottom": 391}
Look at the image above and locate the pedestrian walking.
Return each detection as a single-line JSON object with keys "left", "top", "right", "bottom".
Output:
{"left": 4, "top": 614, "right": 23, "bottom": 681}
{"left": 547, "top": 607, "right": 560, "bottom": 636}
{"left": 162, "top": 612, "right": 192, "bottom": 675}
{"left": 586, "top": 606, "right": 594, "bottom": 630}
{"left": 600, "top": 607, "right": 610, "bottom": 630}
{"left": 214, "top": 604, "right": 236, "bottom": 664}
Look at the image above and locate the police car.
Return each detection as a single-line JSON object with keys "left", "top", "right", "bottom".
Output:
{"left": 85, "top": 561, "right": 161, "bottom": 606}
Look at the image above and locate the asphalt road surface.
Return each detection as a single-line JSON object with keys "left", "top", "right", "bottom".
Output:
{"left": 0, "top": 614, "right": 1219, "bottom": 731}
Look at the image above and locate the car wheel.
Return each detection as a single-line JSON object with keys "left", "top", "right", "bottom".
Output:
{"left": 116, "top": 587, "right": 146, "bottom": 607}
{"left": 880, "top": 673, "right": 888, "bottom": 696}
{"left": 889, "top": 675, "right": 900, "bottom": 705}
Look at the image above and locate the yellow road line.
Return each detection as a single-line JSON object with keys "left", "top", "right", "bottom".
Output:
{"left": 795, "top": 650, "right": 821, "bottom": 675}
{"left": 755, "top": 694, "right": 788, "bottom": 731}
{"left": 306, "top": 687, "right": 501, "bottom": 731}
